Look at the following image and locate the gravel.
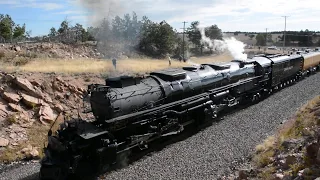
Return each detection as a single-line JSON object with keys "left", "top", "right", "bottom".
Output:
{"left": 0, "top": 73, "right": 319, "bottom": 180}
{"left": 0, "top": 161, "right": 39, "bottom": 180}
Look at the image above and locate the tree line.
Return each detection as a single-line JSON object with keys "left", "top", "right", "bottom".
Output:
{"left": 0, "top": 14, "right": 31, "bottom": 42}
{"left": 45, "top": 12, "right": 224, "bottom": 58}
{"left": 254, "top": 29, "right": 320, "bottom": 47}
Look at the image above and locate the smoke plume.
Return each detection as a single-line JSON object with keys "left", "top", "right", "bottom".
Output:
{"left": 75, "top": 0, "right": 124, "bottom": 26}
{"left": 198, "top": 26, "right": 248, "bottom": 61}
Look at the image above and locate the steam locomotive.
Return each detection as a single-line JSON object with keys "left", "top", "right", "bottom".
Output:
{"left": 39, "top": 51, "right": 320, "bottom": 180}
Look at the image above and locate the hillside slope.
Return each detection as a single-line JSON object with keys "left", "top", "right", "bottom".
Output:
{"left": 231, "top": 96, "right": 320, "bottom": 180}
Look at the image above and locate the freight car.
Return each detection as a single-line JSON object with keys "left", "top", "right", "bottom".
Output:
{"left": 39, "top": 51, "right": 320, "bottom": 180}
{"left": 301, "top": 51, "right": 320, "bottom": 75}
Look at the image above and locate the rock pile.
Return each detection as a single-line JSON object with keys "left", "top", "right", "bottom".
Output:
{"left": 0, "top": 42, "right": 103, "bottom": 59}
{"left": 0, "top": 71, "right": 87, "bottom": 160}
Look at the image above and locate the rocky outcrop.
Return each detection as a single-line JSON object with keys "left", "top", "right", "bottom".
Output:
{"left": 0, "top": 72, "right": 88, "bottom": 161}
{"left": 0, "top": 137, "right": 9, "bottom": 147}
{"left": 39, "top": 105, "right": 57, "bottom": 123}
{"left": 21, "top": 93, "right": 44, "bottom": 107}
{"left": 8, "top": 103, "right": 24, "bottom": 112}
{"left": 0, "top": 102, "right": 8, "bottom": 118}
{"left": 2, "top": 92, "right": 21, "bottom": 103}
{"left": 1, "top": 42, "right": 103, "bottom": 59}
{"left": 14, "top": 77, "right": 43, "bottom": 98}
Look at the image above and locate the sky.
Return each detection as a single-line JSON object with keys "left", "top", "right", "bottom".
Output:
{"left": 1, "top": 0, "right": 320, "bottom": 36}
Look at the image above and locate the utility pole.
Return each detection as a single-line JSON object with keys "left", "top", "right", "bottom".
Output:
{"left": 180, "top": 21, "right": 188, "bottom": 61}
{"left": 282, "top": 16, "right": 289, "bottom": 52}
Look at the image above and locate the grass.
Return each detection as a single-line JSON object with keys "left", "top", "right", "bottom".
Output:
{"left": 252, "top": 95, "right": 320, "bottom": 177}
{"left": 278, "top": 96, "right": 320, "bottom": 140}
{"left": 255, "top": 136, "right": 275, "bottom": 153}
{"left": 0, "top": 53, "right": 233, "bottom": 74}
{"left": 257, "top": 167, "right": 276, "bottom": 180}
{"left": 0, "top": 121, "right": 50, "bottom": 163}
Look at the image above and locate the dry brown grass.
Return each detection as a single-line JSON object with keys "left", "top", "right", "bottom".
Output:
{"left": 0, "top": 53, "right": 233, "bottom": 74}
{"left": 0, "top": 122, "right": 49, "bottom": 163}
{"left": 253, "top": 95, "right": 320, "bottom": 177}
{"left": 255, "top": 136, "right": 276, "bottom": 153}
{"left": 278, "top": 96, "right": 320, "bottom": 141}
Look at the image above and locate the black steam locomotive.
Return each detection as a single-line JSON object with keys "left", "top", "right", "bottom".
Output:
{"left": 39, "top": 52, "right": 319, "bottom": 180}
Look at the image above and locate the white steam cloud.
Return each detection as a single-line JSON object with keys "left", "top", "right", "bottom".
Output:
{"left": 198, "top": 25, "right": 248, "bottom": 61}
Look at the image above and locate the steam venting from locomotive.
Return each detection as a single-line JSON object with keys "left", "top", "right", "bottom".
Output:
{"left": 198, "top": 25, "right": 248, "bottom": 61}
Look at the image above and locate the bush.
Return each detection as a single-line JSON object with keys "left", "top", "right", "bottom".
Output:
{"left": 13, "top": 57, "right": 31, "bottom": 66}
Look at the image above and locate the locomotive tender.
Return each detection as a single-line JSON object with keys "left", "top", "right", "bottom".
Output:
{"left": 39, "top": 51, "right": 320, "bottom": 180}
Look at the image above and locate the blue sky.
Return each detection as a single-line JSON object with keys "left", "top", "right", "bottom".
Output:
{"left": 1, "top": 0, "right": 320, "bottom": 36}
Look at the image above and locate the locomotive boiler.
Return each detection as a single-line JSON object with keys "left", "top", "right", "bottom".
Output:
{"left": 39, "top": 51, "right": 320, "bottom": 180}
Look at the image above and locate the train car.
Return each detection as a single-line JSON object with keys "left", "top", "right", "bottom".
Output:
{"left": 269, "top": 54, "right": 303, "bottom": 88}
{"left": 251, "top": 54, "right": 303, "bottom": 90}
{"left": 301, "top": 51, "right": 320, "bottom": 74}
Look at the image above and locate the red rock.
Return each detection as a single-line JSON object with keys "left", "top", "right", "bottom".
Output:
{"left": 68, "top": 84, "right": 78, "bottom": 93}
{"left": 55, "top": 93, "right": 64, "bottom": 100}
{"left": 55, "top": 77, "right": 64, "bottom": 82}
{"left": 0, "top": 108, "right": 7, "bottom": 119}
{"left": 39, "top": 105, "right": 57, "bottom": 122}
{"left": 0, "top": 137, "right": 9, "bottom": 147}
{"left": 53, "top": 103, "right": 64, "bottom": 113}
{"left": 2, "top": 92, "right": 21, "bottom": 103}
{"left": 0, "top": 102, "right": 8, "bottom": 116}
{"left": 21, "top": 93, "right": 44, "bottom": 107}
{"left": 77, "top": 87, "right": 85, "bottom": 92}
{"left": 30, "top": 80, "right": 41, "bottom": 87}
{"left": 52, "top": 81, "right": 64, "bottom": 92}
{"left": 8, "top": 103, "right": 24, "bottom": 112}
{"left": 42, "top": 93, "right": 53, "bottom": 103}
{"left": 14, "top": 77, "right": 43, "bottom": 98}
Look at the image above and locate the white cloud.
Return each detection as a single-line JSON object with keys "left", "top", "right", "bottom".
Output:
{"left": 3, "top": 0, "right": 320, "bottom": 32}
{"left": 161, "top": 0, "right": 320, "bottom": 31}
{"left": 74, "top": 0, "right": 318, "bottom": 31}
